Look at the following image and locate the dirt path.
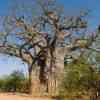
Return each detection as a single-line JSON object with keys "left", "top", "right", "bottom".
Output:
{"left": 0, "top": 93, "right": 52, "bottom": 100}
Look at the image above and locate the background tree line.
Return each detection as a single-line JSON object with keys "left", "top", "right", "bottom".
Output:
{"left": 0, "top": 70, "right": 29, "bottom": 93}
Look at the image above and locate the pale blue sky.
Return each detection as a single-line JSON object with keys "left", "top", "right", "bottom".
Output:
{"left": 0, "top": 54, "right": 28, "bottom": 77}
{"left": 0, "top": 0, "right": 100, "bottom": 76}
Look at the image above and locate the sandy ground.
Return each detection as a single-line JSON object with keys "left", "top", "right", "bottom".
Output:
{"left": 0, "top": 93, "right": 52, "bottom": 100}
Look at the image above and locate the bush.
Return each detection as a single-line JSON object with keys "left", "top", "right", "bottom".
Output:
{"left": 0, "top": 78, "right": 5, "bottom": 92}
{"left": 60, "top": 57, "right": 97, "bottom": 99}
{"left": 0, "top": 70, "right": 29, "bottom": 93}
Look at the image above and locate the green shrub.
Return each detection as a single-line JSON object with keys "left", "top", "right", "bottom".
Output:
{"left": 60, "top": 57, "right": 97, "bottom": 99}
{"left": 0, "top": 70, "right": 29, "bottom": 93}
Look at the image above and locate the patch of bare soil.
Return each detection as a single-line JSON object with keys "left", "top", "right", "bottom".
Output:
{"left": 0, "top": 93, "right": 52, "bottom": 100}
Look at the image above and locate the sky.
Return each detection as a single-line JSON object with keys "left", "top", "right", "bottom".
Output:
{"left": 0, "top": 54, "right": 28, "bottom": 77}
{"left": 0, "top": 0, "right": 10, "bottom": 15}
{"left": 59, "top": 0, "right": 100, "bottom": 29}
{"left": 0, "top": 0, "right": 100, "bottom": 76}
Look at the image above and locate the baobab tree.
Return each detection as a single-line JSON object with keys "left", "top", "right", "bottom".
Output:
{"left": 0, "top": 0, "right": 97, "bottom": 96}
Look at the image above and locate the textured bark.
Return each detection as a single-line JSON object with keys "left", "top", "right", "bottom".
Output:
{"left": 28, "top": 66, "right": 48, "bottom": 96}
{"left": 47, "top": 47, "right": 65, "bottom": 96}
{"left": 28, "top": 47, "right": 65, "bottom": 96}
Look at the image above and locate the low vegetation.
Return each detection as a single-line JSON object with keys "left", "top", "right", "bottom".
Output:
{"left": 0, "top": 70, "right": 29, "bottom": 93}
{"left": 58, "top": 57, "right": 100, "bottom": 100}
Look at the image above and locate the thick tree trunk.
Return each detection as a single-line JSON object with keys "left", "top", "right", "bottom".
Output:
{"left": 28, "top": 67, "right": 39, "bottom": 95}
{"left": 53, "top": 47, "right": 65, "bottom": 95}
{"left": 47, "top": 47, "right": 65, "bottom": 96}
{"left": 28, "top": 47, "right": 65, "bottom": 96}
{"left": 28, "top": 66, "right": 48, "bottom": 96}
